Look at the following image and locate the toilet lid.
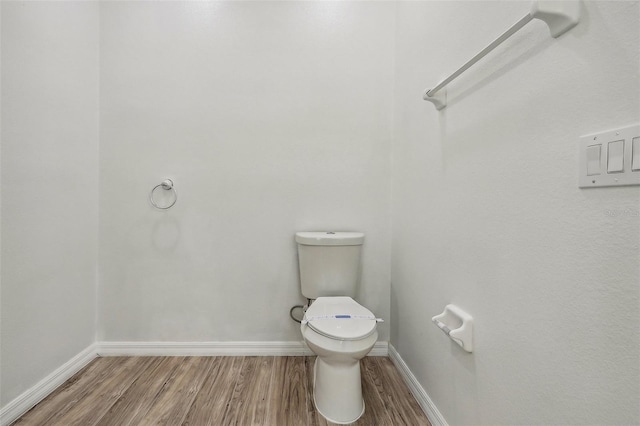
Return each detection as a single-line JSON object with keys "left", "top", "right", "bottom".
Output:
{"left": 304, "top": 297, "right": 377, "bottom": 341}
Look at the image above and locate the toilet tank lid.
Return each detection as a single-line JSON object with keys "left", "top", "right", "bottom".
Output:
{"left": 295, "top": 232, "right": 364, "bottom": 246}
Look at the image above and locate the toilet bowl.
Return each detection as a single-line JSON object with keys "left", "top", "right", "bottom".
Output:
{"left": 301, "top": 296, "right": 378, "bottom": 424}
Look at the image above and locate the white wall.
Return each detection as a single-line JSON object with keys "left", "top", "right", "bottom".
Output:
{"left": 97, "top": 1, "right": 394, "bottom": 342}
{"left": 391, "top": 1, "right": 640, "bottom": 425}
{"left": 0, "top": 2, "right": 99, "bottom": 406}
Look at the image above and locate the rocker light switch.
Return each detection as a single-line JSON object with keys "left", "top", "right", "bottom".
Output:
{"left": 607, "top": 140, "right": 624, "bottom": 173}
{"left": 586, "top": 144, "right": 601, "bottom": 175}
{"left": 632, "top": 137, "right": 640, "bottom": 172}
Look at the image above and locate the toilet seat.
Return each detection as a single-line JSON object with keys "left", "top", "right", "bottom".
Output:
{"left": 304, "top": 297, "right": 377, "bottom": 341}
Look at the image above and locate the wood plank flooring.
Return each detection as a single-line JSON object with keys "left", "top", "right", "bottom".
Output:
{"left": 13, "top": 356, "right": 430, "bottom": 426}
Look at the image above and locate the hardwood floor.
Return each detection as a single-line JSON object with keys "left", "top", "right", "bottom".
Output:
{"left": 13, "top": 356, "right": 430, "bottom": 426}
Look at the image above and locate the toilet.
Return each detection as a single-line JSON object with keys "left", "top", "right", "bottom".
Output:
{"left": 296, "top": 231, "right": 379, "bottom": 424}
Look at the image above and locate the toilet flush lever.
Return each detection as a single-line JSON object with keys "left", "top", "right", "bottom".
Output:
{"left": 301, "top": 315, "right": 384, "bottom": 325}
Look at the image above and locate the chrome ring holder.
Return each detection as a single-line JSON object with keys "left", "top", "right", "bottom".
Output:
{"left": 150, "top": 179, "right": 177, "bottom": 210}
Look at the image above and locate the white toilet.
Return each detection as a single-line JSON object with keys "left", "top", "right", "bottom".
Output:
{"left": 296, "top": 231, "right": 379, "bottom": 424}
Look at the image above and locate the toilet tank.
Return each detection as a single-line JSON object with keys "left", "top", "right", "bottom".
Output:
{"left": 295, "top": 232, "right": 364, "bottom": 299}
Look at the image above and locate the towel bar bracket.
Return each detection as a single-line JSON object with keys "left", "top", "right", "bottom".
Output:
{"left": 531, "top": 0, "right": 580, "bottom": 38}
{"left": 422, "top": 87, "right": 446, "bottom": 110}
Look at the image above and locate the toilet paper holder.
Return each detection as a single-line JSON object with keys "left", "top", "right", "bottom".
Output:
{"left": 432, "top": 304, "right": 473, "bottom": 353}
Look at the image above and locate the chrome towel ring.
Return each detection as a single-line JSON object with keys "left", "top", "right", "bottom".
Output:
{"left": 150, "top": 179, "right": 177, "bottom": 210}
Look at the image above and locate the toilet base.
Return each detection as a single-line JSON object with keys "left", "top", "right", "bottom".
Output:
{"left": 312, "top": 356, "right": 365, "bottom": 424}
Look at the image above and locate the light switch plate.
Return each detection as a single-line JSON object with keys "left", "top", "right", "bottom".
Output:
{"left": 579, "top": 124, "right": 640, "bottom": 188}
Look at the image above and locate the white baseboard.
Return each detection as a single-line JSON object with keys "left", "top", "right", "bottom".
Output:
{"left": 96, "top": 340, "right": 389, "bottom": 357}
{"left": 388, "top": 344, "right": 448, "bottom": 426}
{"left": 96, "top": 341, "right": 313, "bottom": 356}
{"left": 369, "top": 341, "right": 389, "bottom": 356}
{"left": 0, "top": 343, "right": 98, "bottom": 426}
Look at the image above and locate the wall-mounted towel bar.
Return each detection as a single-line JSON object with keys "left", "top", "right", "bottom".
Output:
{"left": 423, "top": 0, "right": 580, "bottom": 110}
